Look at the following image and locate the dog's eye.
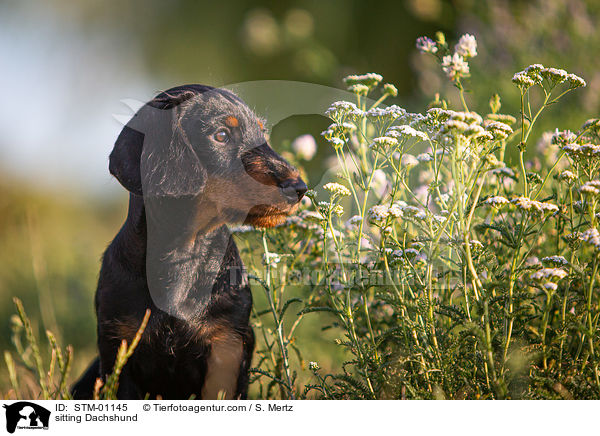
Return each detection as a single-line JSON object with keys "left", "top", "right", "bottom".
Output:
{"left": 214, "top": 130, "right": 230, "bottom": 143}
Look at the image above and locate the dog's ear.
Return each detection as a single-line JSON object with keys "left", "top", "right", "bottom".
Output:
{"left": 109, "top": 88, "right": 207, "bottom": 197}
{"left": 109, "top": 124, "right": 145, "bottom": 195}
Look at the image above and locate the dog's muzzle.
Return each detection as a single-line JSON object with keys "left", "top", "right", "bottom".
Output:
{"left": 279, "top": 178, "right": 308, "bottom": 204}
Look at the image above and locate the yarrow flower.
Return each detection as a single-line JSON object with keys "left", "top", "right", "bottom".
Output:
{"left": 441, "top": 119, "right": 470, "bottom": 134}
{"left": 323, "top": 182, "right": 351, "bottom": 197}
{"left": 388, "top": 203, "right": 403, "bottom": 218}
{"left": 371, "top": 136, "right": 399, "bottom": 148}
{"left": 567, "top": 73, "right": 586, "bottom": 88}
{"left": 530, "top": 268, "right": 568, "bottom": 282}
{"left": 343, "top": 73, "right": 383, "bottom": 89}
{"left": 579, "top": 228, "right": 600, "bottom": 250}
{"left": 541, "top": 67, "right": 568, "bottom": 84}
{"left": 579, "top": 181, "right": 600, "bottom": 196}
{"left": 511, "top": 197, "right": 558, "bottom": 216}
{"left": 551, "top": 129, "right": 577, "bottom": 145}
{"left": 327, "top": 137, "right": 345, "bottom": 149}
{"left": 308, "top": 361, "right": 320, "bottom": 371}
{"left": 366, "top": 106, "right": 405, "bottom": 122}
{"left": 442, "top": 53, "right": 470, "bottom": 81}
{"left": 427, "top": 107, "right": 453, "bottom": 122}
{"left": 541, "top": 255, "right": 568, "bottom": 266}
{"left": 525, "top": 64, "right": 544, "bottom": 74}
{"left": 383, "top": 83, "right": 398, "bottom": 97}
{"left": 484, "top": 120, "right": 514, "bottom": 140}
{"left": 331, "top": 204, "right": 344, "bottom": 216}
{"left": 368, "top": 205, "right": 390, "bottom": 221}
{"left": 387, "top": 125, "right": 428, "bottom": 141}
{"left": 512, "top": 72, "right": 536, "bottom": 89}
{"left": 483, "top": 195, "right": 510, "bottom": 207}
{"left": 348, "top": 84, "right": 369, "bottom": 96}
{"left": 455, "top": 34, "right": 477, "bottom": 58}
{"left": 416, "top": 36, "right": 438, "bottom": 54}
{"left": 582, "top": 118, "right": 600, "bottom": 133}
{"left": 562, "top": 142, "right": 600, "bottom": 161}
{"left": 558, "top": 170, "right": 576, "bottom": 184}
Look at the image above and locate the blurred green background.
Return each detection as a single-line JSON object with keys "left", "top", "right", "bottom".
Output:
{"left": 1, "top": 0, "right": 599, "bottom": 395}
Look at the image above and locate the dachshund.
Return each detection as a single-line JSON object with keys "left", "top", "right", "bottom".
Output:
{"left": 71, "top": 84, "right": 307, "bottom": 399}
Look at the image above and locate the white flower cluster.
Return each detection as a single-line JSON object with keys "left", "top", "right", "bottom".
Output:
{"left": 383, "top": 83, "right": 398, "bottom": 96}
{"left": 416, "top": 36, "right": 437, "bottom": 54}
{"left": 343, "top": 73, "right": 383, "bottom": 89}
{"left": 348, "top": 84, "right": 369, "bottom": 96}
{"left": 483, "top": 195, "right": 510, "bottom": 207}
{"left": 436, "top": 111, "right": 493, "bottom": 145}
{"left": 513, "top": 64, "right": 586, "bottom": 89}
{"left": 371, "top": 136, "right": 399, "bottom": 149}
{"left": 365, "top": 105, "right": 406, "bottom": 121}
{"left": 558, "top": 170, "right": 576, "bottom": 184}
{"left": 579, "top": 180, "right": 600, "bottom": 196}
{"left": 368, "top": 205, "right": 390, "bottom": 221}
{"left": 579, "top": 228, "right": 600, "bottom": 250}
{"left": 512, "top": 72, "right": 536, "bottom": 89}
{"left": 323, "top": 182, "right": 351, "bottom": 197}
{"left": 582, "top": 118, "right": 600, "bottom": 133}
{"left": 318, "top": 201, "right": 343, "bottom": 216}
{"left": 455, "top": 34, "right": 477, "bottom": 58}
{"left": 530, "top": 268, "right": 568, "bottom": 282}
{"left": 325, "top": 101, "right": 362, "bottom": 119}
{"left": 367, "top": 203, "right": 404, "bottom": 222}
{"left": 551, "top": 129, "right": 577, "bottom": 145}
{"left": 417, "top": 33, "right": 476, "bottom": 80}
{"left": 541, "top": 255, "right": 568, "bottom": 266}
{"left": 541, "top": 67, "right": 568, "bottom": 84}
{"left": 387, "top": 125, "right": 428, "bottom": 141}
{"left": 442, "top": 53, "right": 470, "bottom": 81}
{"left": 511, "top": 197, "right": 559, "bottom": 215}
{"left": 484, "top": 120, "right": 514, "bottom": 140}
{"left": 562, "top": 142, "right": 600, "bottom": 161}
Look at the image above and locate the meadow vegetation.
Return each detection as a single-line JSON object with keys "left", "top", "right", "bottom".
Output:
{"left": 3, "top": 31, "right": 600, "bottom": 400}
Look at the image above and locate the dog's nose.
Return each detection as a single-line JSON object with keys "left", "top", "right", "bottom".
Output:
{"left": 279, "top": 178, "right": 308, "bottom": 203}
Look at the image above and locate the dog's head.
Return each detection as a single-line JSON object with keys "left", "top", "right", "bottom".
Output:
{"left": 109, "top": 84, "right": 307, "bottom": 229}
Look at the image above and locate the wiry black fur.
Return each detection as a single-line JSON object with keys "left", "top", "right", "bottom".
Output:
{"left": 71, "top": 85, "right": 305, "bottom": 399}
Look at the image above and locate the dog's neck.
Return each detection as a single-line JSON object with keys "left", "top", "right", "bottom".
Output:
{"left": 120, "top": 194, "right": 245, "bottom": 320}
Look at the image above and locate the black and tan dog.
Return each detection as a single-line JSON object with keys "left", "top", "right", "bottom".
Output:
{"left": 71, "top": 85, "right": 307, "bottom": 399}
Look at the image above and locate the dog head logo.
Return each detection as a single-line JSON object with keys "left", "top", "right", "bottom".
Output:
{"left": 3, "top": 402, "right": 50, "bottom": 433}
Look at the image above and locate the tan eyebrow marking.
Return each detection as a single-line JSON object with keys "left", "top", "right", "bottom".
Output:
{"left": 257, "top": 120, "right": 264, "bottom": 130}
{"left": 225, "top": 116, "right": 239, "bottom": 127}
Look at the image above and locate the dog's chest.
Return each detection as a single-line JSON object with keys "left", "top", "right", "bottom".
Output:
{"left": 139, "top": 318, "right": 243, "bottom": 400}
